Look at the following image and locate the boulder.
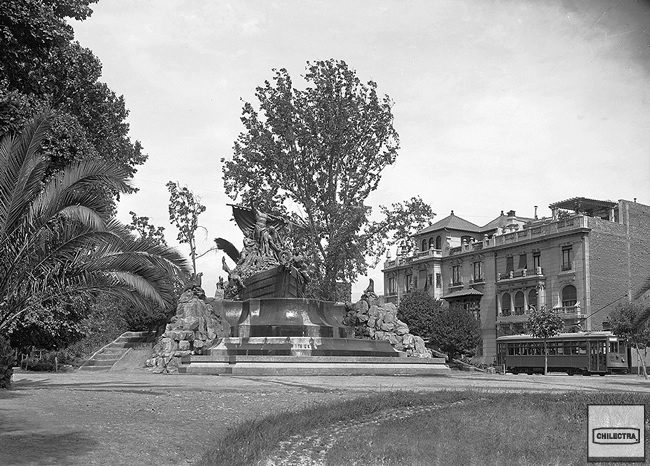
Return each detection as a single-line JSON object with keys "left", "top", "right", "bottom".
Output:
{"left": 343, "top": 291, "right": 433, "bottom": 358}
{"left": 149, "top": 286, "right": 230, "bottom": 374}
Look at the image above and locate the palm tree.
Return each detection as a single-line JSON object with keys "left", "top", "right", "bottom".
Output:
{"left": 0, "top": 112, "right": 190, "bottom": 333}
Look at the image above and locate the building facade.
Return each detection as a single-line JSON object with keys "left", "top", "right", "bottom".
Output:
{"left": 382, "top": 197, "right": 650, "bottom": 364}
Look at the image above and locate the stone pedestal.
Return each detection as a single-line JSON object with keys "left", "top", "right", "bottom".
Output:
{"left": 178, "top": 296, "right": 449, "bottom": 376}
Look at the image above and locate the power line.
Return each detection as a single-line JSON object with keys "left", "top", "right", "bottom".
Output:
{"left": 584, "top": 294, "right": 628, "bottom": 319}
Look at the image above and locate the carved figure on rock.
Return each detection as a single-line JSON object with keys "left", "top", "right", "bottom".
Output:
{"left": 216, "top": 205, "right": 312, "bottom": 300}
{"left": 232, "top": 204, "right": 288, "bottom": 262}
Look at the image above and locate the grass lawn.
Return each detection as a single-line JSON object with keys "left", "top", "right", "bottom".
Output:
{"left": 197, "top": 390, "right": 650, "bottom": 466}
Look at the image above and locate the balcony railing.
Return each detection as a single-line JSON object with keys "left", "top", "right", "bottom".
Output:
{"left": 554, "top": 305, "right": 582, "bottom": 316}
{"left": 497, "top": 306, "right": 583, "bottom": 322}
{"left": 383, "top": 248, "right": 442, "bottom": 269}
{"left": 497, "top": 311, "right": 529, "bottom": 323}
{"left": 497, "top": 267, "right": 544, "bottom": 281}
{"left": 414, "top": 248, "right": 443, "bottom": 260}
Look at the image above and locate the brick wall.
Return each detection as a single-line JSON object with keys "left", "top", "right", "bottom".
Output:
{"left": 588, "top": 200, "right": 650, "bottom": 329}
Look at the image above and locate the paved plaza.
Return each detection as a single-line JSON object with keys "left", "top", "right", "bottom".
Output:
{"left": 2, "top": 369, "right": 650, "bottom": 465}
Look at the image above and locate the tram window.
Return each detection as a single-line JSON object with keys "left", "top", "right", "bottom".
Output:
{"left": 548, "top": 343, "right": 556, "bottom": 355}
{"left": 609, "top": 341, "right": 618, "bottom": 353}
{"left": 508, "top": 345, "right": 515, "bottom": 356}
{"left": 556, "top": 343, "right": 564, "bottom": 355}
{"left": 578, "top": 342, "right": 587, "bottom": 354}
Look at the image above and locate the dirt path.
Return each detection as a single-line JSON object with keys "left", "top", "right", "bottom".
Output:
{"left": 2, "top": 368, "right": 650, "bottom": 465}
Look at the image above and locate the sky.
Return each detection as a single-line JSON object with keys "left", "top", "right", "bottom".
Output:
{"left": 71, "top": 0, "right": 650, "bottom": 300}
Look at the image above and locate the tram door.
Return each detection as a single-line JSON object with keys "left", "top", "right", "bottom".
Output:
{"left": 588, "top": 340, "right": 607, "bottom": 373}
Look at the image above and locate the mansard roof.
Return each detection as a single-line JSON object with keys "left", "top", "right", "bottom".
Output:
{"left": 417, "top": 211, "right": 481, "bottom": 235}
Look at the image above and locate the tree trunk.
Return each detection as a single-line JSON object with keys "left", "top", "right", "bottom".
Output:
{"left": 544, "top": 339, "right": 548, "bottom": 375}
{"left": 634, "top": 344, "right": 647, "bottom": 379}
{"left": 639, "top": 346, "right": 648, "bottom": 380}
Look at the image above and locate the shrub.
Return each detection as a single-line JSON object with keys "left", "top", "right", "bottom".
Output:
{"left": 430, "top": 304, "right": 482, "bottom": 360}
{"left": 397, "top": 291, "right": 443, "bottom": 338}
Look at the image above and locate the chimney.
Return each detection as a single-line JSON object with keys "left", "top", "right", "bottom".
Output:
{"left": 534, "top": 206, "right": 538, "bottom": 219}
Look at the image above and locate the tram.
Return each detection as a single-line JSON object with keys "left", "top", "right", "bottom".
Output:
{"left": 496, "top": 331, "right": 628, "bottom": 375}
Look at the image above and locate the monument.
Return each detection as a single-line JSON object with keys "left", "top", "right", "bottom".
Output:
{"left": 169, "top": 204, "right": 448, "bottom": 375}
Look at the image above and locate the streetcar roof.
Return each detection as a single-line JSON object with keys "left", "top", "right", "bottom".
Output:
{"left": 496, "top": 331, "right": 618, "bottom": 342}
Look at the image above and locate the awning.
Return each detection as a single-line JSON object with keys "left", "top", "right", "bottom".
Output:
{"left": 442, "top": 289, "right": 483, "bottom": 299}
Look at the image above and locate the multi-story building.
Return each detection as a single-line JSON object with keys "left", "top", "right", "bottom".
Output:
{"left": 382, "top": 197, "right": 650, "bottom": 364}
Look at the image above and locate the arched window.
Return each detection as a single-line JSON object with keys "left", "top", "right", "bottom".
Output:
{"left": 421, "top": 239, "right": 427, "bottom": 252}
{"left": 528, "top": 289, "right": 538, "bottom": 310}
{"left": 435, "top": 235, "right": 442, "bottom": 249}
{"left": 514, "top": 291, "right": 524, "bottom": 315}
{"left": 562, "top": 285, "right": 577, "bottom": 307}
{"left": 501, "top": 293, "right": 511, "bottom": 316}
{"left": 428, "top": 237, "right": 434, "bottom": 249}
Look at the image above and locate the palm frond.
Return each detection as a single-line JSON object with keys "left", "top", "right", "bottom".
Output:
{"left": 29, "top": 160, "right": 132, "bottom": 231}
{"left": 0, "top": 115, "right": 189, "bottom": 331}
{"left": 58, "top": 205, "right": 108, "bottom": 232}
{"left": 0, "top": 113, "right": 51, "bottom": 238}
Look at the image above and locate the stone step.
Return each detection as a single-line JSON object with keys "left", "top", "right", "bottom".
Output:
{"left": 121, "top": 331, "right": 150, "bottom": 338}
{"left": 94, "top": 352, "right": 125, "bottom": 360}
{"left": 115, "top": 336, "right": 150, "bottom": 343}
{"left": 81, "top": 359, "right": 119, "bottom": 366}
{"left": 106, "top": 342, "right": 138, "bottom": 348}
{"left": 77, "top": 331, "right": 156, "bottom": 372}
{"left": 78, "top": 364, "right": 111, "bottom": 371}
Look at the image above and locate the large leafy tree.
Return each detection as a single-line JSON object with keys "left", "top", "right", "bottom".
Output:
{"left": 0, "top": 113, "right": 189, "bottom": 337}
{"left": 222, "top": 59, "right": 432, "bottom": 299}
{"left": 526, "top": 307, "right": 565, "bottom": 375}
{"left": 0, "top": 0, "right": 146, "bottom": 189}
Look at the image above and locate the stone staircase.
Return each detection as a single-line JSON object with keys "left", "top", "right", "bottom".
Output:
{"left": 78, "top": 331, "right": 153, "bottom": 372}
